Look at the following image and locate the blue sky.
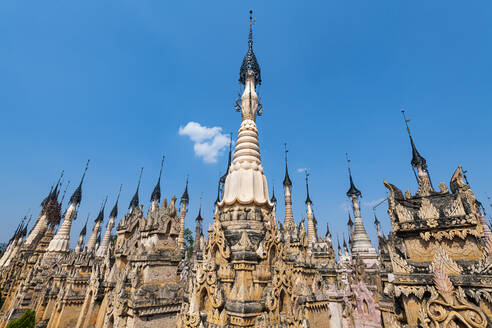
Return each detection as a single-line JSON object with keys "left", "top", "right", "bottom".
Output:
{"left": 1, "top": 1, "right": 491, "bottom": 246}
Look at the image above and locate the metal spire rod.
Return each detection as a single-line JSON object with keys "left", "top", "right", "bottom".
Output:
{"left": 80, "top": 160, "right": 90, "bottom": 185}
{"left": 158, "top": 156, "right": 165, "bottom": 181}
{"left": 401, "top": 109, "right": 412, "bottom": 139}
{"left": 305, "top": 170, "right": 312, "bottom": 204}
{"left": 372, "top": 197, "right": 388, "bottom": 212}
{"left": 401, "top": 109, "right": 419, "bottom": 184}
{"left": 137, "top": 167, "right": 144, "bottom": 190}
{"left": 284, "top": 142, "right": 288, "bottom": 164}
{"left": 345, "top": 152, "right": 352, "bottom": 177}
{"left": 248, "top": 10, "right": 254, "bottom": 49}
{"left": 116, "top": 184, "right": 122, "bottom": 203}
{"left": 56, "top": 170, "right": 64, "bottom": 189}
{"left": 100, "top": 196, "right": 108, "bottom": 211}
{"left": 60, "top": 180, "right": 70, "bottom": 203}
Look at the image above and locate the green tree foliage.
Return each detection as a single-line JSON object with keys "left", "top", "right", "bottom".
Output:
{"left": 184, "top": 228, "right": 194, "bottom": 259}
{"left": 6, "top": 309, "right": 35, "bottom": 328}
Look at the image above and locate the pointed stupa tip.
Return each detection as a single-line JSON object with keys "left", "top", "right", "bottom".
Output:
{"left": 70, "top": 160, "right": 90, "bottom": 205}
{"left": 95, "top": 197, "right": 107, "bottom": 223}
{"left": 270, "top": 185, "right": 277, "bottom": 204}
{"left": 80, "top": 214, "right": 89, "bottom": 237}
{"left": 283, "top": 144, "right": 292, "bottom": 188}
{"left": 345, "top": 153, "right": 362, "bottom": 198}
{"left": 50, "top": 170, "right": 64, "bottom": 202}
{"left": 129, "top": 167, "right": 143, "bottom": 210}
{"left": 239, "top": 10, "right": 261, "bottom": 86}
{"left": 41, "top": 185, "right": 54, "bottom": 208}
{"left": 110, "top": 185, "right": 122, "bottom": 218}
{"left": 401, "top": 109, "right": 427, "bottom": 169}
{"left": 151, "top": 156, "right": 165, "bottom": 203}
{"left": 195, "top": 208, "right": 203, "bottom": 222}
{"left": 304, "top": 171, "right": 312, "bottom": 204}
{"left": 347, "top": 212, "right": 353, "bottom": 227}
{"left": 325, "top": 223, "right": 331, "bottom": 238}
{"left": 180, "top": 176, "right": 190, "bottom": 205}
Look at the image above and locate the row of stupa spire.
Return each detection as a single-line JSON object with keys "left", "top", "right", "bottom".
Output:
{"left": 3, "top": 9, "right": 440, "bottom": 264}
{"left": 0, "top": 155, "right": 191, "bottom": 265}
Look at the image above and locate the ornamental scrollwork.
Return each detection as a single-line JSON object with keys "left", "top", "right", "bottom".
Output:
{"left": 206, "top": 221, "right": 230, "bottom": 260}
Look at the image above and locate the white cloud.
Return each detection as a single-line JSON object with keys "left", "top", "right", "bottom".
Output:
{"left": 179, "top": 122, "right": 230, "bottom": 164}
{"left": 362, "top": 198, "right": 386, "bottom": 208}
{"left": 297, "top": 168, "right": 307, "bottom": 173}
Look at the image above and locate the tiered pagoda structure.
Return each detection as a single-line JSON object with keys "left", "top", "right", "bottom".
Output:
{"left": 0, "top": 11, "right": 489, "bottom": 328}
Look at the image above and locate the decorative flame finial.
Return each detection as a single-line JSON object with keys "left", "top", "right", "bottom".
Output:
{"left": 346, "top": 153, "right": 361, "bottom": 198}
{"left": 239, "top": 10, "right": 261, "bottom": 86}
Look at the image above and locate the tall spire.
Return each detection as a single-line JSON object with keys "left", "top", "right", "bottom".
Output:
{"left": 219, "top": 11, "right": 271, "bottom": 209}
{"left": 151, "top": 156, "right": 165, "bottom": 203}
{"left": 345, "top": 153, "right": 361, "bottom": 199}
{"left": 178, "top": 177, "right": 189, "bottom": 250}
{"left": 129, "top": 167, "right": 143, "bottom": 211}
{"left": 75, "top": 214, "right": 89, "bottom": 253}
{"left": 401, "top": 110, "right": 433, "bottom": 195}
{"left": 46, "top": 161, "right": 89, "bottom": 254}
{"left": 70, "top": 160, "right": 90, "bottom": 205}
{"left": 97, "top": 187, "right": 121, "bottom": 257}
{"left": 239, "top": 10, "right": 261, "bottom": 86}
{"left": 344, "top": 155, "right": 375, "bottom": 254}
{"left": 110, "top": 185, "right": 122, "bottom": 219}
{"left": 283, "top": 143, "right": 294, "bottom": 229}
{"left": 283, "top": 143, "right": 292, "bottom": 188}
{"left": 305, "top": 171, "right": 312, "bottom": 205}
{"left": 401, "top": 110, "right": 427, "bottom": 171}
{"left": 305, "top": 171, "right": 316, "bottom": 244}
{"left": 193, "top": 195, "right": 204, "bottom": 260}
{"left": 181, "top": 175, "right": 189, "bottom": 206}
{"left": 87, "top": 198, "right": 107, "bottom": 253}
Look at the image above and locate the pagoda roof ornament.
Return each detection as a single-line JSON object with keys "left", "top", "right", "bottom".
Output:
{"left": 401, "top": 109, "right": 427, "bottom": 170}
{"left": 283, "top": 143, "right": 292, "bottom": 187}
{"left": 270, "top": 184, "right": 277, "bottom": 204}
{"left": 129, "top": 167, "right": 143, "bottom": 210}
{"left": 305, "top": 171, "right": 312, "bottom": 205}
{"left": 110, "top": 184, "right": 122, "bottom": 218}
{"left": 151, "top": 156, "right": 165, "bottom": 203}
{"left": 239, "top": 10, "right": 261, "bottom": 86}
{"left": 345, "top": 153, "right": 361, "bottom": 198}
{"left": 70, "top": 160, "right": 90, "bottom": 205}
{"left": 180, "top": 175, "right": 189, "bottom": 205}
